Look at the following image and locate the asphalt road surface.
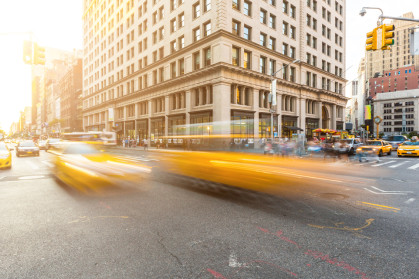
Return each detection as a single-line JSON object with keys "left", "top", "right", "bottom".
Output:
{"left": 0, "top": 149, "right": 418, "bottom": 279}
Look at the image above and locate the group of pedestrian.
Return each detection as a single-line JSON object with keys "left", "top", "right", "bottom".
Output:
{"left": 121, "top": 137, "right": 137, "bottom": 148}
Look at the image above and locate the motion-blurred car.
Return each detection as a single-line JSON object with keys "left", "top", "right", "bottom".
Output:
{"left": 0, "top": 142, "right": 12, "bottom": 169}
{"left": 45, "top": 138, "right": 62, "bottom": 151}
{"left": 334, "top": 138, "right": 363, "bottom": 155}
{"left": 397, "top": 141, "right": 419, "bottom": 157}
{"left": 356, "top": 140, "right": 392, "bottom": 157}
{"left": 386, "top": 135, "right": 408, "bottom": 150}
{"left": 53, "top": 142, "right": 151, "bottom": 194}
{"left": 38, "top": 140, "right": 47, "bottom": 150}
{"left": 16, "top": 140, "right": 40, "bottom": 157}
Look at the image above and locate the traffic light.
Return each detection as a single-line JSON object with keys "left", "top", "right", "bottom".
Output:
{"left": 381, "top": 24, "right": 395, "bottom": 50}
{"left": 23, "top": 40, "right": 33, "bottom": 64}
{"left": 366, "top": 27, "right": 379, "bottom": 51}
{"left": 33, "top": 43, "right": 46, "bottom": 65}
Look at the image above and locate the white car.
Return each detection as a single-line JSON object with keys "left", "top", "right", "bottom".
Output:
{"left": 334, "top": 138, "right": 363, "bottom": 155}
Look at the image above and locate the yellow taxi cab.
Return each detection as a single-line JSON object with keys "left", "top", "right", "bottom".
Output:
{"left": 52, "top": 142, "right": 151, "bottom": 195}
{"left": 0, "top": 142, "right": 12, "bottom": 169}
{"left": 356, "top": 140, "right": 392, "bottom": 157}
{"left": 397, "top": 141, "right": 419, "bottom": 157}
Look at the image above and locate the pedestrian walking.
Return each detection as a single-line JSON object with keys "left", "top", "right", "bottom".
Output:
{"left": 143, "top": 138, "right": 148, "bottom": 151}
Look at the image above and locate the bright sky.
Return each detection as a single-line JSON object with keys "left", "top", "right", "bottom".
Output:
{"left": 0, "top": 0, "right": 418, "bottom": 132}
{"left": 0, "top": 0, "right": 82, "bottom": 132}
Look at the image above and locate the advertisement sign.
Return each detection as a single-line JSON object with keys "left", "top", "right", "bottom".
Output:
{"left": 108, "top": 108, "right": 114, "bottom": 121}
{"left": 365, "top": 105, "right": 372, "bottom": 120}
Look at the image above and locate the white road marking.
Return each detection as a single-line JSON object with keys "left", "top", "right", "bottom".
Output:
{"left": 0, "top": 176, "right": 4, "bottom": 180}
{"left": 407, "top": 163, "right": 419, "bottom": 170}
{"left": 364, "top": 186, "right": 413, "bottom": 195}
{"left": 18, "top": 175, "right": 45, "bottom": 180}
{"left": 388, "top": 161, "right": 409, "bottom": 168}
{"left": 26, "top": 161, "right": 39, "bottom": 170}
{"left": 405, "top": 198, "right": 415, "bottom": 204}
{"left": 371, "top": 161, "right": 395, "bottom": 167}
{"left": 229, "top": 253, "right": 245, "bottom": 268}
{"left": 41, "top": 160, "right": 54, "bottom": 168}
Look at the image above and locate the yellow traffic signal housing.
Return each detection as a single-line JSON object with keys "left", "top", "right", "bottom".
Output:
{"left": 382, "top": 24, "right": 395, "bottom": 50}
{"left": 23, "top": 40, "right": 33, "bottom": 64}
{"left": 33, "top": 43, "right": 46, "bottom": 65}
{"left": 366, "top": 28, "right": 378, "bottom": 51}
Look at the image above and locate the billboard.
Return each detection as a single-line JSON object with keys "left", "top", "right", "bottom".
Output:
{"left": 364, "top": 105, "right": 372, "bottom": 120}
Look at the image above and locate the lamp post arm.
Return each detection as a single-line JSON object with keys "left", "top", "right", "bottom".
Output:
{"left": 379, "top": 15, "right": 419, "bottom": 23}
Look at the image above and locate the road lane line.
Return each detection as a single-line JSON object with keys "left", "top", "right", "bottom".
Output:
{"left": 18, "top": 175, "right": 45, "bottom": 180}
{"left": 407, "top": 163, "right": 419, "bottom": 170}
{"left": 405, "top": 198, "right": 415, "bottom": 204}
{"left": 359, "top": 202, "right": 400, "bottom": 212}
{"left": 371, "top": 161, "right": 395, "bottom": 167}
{"left": 388, "top": 161, "right": 409, "bottom": 168}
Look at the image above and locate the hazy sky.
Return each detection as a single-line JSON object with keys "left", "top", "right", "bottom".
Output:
{"left": 0, "top": 0, "right": 418, "bottom": 131}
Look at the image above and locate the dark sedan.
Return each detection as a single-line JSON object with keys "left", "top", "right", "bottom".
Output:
{"left": 16, "top": 141, "right": 40, "bottom": 157}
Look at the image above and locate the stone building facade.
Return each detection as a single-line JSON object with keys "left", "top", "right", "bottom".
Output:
{"left": 82, "top": 0, "right": 348, "bottom": 145}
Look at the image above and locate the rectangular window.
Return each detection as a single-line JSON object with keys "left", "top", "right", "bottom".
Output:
{"left": 290, "top": 46, "right": 295, "bottom": 58}
{"left": 283, "top": 22, "right": 288, "bottom": 35}
{"left": 283, "top": 1, "right": 288, "bottom": 14}
{"left": 260, "top": 9, "right": 267, "bottom": 24}
{"left": 193, "top": 27, "right": 200, "bottom": 42}
{"left": 260, "top": 33, "right": 267, "bottom": 47}
{"left": 269, "top": 37, "right": 276, "bottom": 50}
{"left": 290, "top": 26, "right": 296, "bottom": 39}
{"left": 243, "top": 25, "right": 251, "bottom": 40}
{"left": 232, "top": 47, "right": 240, "bottom": 66}
{"left": 204, "top": 0, "right": 211, "bottom": 12}
{"left": 260, "top": 56, "right": 266, "bottom": 74}
{"left": 179, "top": 58, "right": 185, "bottom": 75}
{"left": 269, "top": 14, "right": 276, "bottom": 29}
{"left": 193, "top": 2, "right": 200, "bottom": 18}
{"left": 204, "top": 21, "right": 211, "bottom": 36}
{"left": 232, "top": 0, "right": 240, "bottom": 10}
{"left": 193, "top": 52, "right": 200, "bottom": 70}
{"left": 232, "top": 20, "right": 240, "bottom": 35}
{"left": 179, "top": 13, "right": 185, "bottom": 28}
{"left": 171, "top": 62, "right": 176, "bottom": 78}
{"left": 244, "top": 50, "right": 251, "bottom": 69}
{"left": 269, "top": 59, "right": 275, "bottom": 75}
{"left": 244, "top": 0, "right": 251, "bottom": 16}
{"left": 290, "top": 5, "right": 296, "bottom": 18}
{"left": 282, "top": 43, "right": 288, "bottom": 56}
{"left": 204, "top": 47, "right": 211, "bottom": 66}
{"left": 178, "top": 36, "right": 185, "bottom": 49}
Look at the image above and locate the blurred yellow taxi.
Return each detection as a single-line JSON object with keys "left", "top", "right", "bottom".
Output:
{"left": 397, "top": 141, "right": 419, "bottom": 157}
{"left": 157, "top": 150, "right": 372, "bottom": 198}
{"left": 0, "top": 142, "right": 12, "bottom": 169}
{"left": 53, "top": 142, "right": 151, "bottom": 194}
{"left": 356, "top": 140, "right": 392, "bottom": 157}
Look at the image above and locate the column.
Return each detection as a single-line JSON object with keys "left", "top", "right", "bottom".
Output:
{"left": 147, "top": 100, "right": 152, "bottom": 139}
{"left": 253, "top": 88, "right": 260, "bottom": 146}
{"left": 232, "top": 84, "right": 237, "bottom": 104}
{"left": 206, "top": 85, "right": 211, "bottom": 104}
{"left": 299, "top": 98, "right": 306, "bottom": 135}
{"left": 276, "top": 94, "right": 282, "bottom": 138}
{"left": 318, "top": 101, "right": 323, "bottom": 129}
{"left": 331, "top": 104, "right": 336, "bottom": 130}
{"left": 165, "top": 95, "right": 170, "bottom": 137}
{"left": 185, "top": 90, "right": 191, "bottom": 136}
{"left": 199, "top": 87, "right": 203, "bottom": 106}
{"left": 213, "top": 83, "right": 231, "bottom": 143}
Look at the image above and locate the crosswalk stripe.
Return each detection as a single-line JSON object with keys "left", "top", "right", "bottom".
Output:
{"left": 26, "top": 161, "right": 39, "bottom": 170}
{"left": 371, "top": 161, "right": 396, "bottom": 167}
{"left": 388, "top": 161, "right": 409, "bottom": 168}
{"left": 407, "top": 163, "right": 419, "bottom": 170}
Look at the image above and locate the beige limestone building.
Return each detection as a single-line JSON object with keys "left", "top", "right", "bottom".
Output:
{"left": 366, "top": 12, "right": 419, "bottom": 80}
{"left": 82, "top": 0, "right": 347, "bottom": 146}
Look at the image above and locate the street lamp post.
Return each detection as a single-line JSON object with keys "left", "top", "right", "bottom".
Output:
{"left": 270, "top": 59, "right": 300, "bottom": 143}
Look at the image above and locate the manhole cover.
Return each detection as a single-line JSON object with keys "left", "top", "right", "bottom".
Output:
{"left": 318, "top": 193, "right": 348, "bottom": 200}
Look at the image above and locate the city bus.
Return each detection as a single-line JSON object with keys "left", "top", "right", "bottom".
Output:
{"left": 62, "top": 131, "right": 117, "bottom": 146}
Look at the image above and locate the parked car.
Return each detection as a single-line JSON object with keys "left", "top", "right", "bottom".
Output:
{"left": 45, "top": 138, "right": 62, "bottom": 151}
{"left": 16, "top": 140, "right": 40, "bottom": 157}
{"left": 0, "top": 142, "right": 12, "bottom": 169}
{"left": 386, "top": 135, "right": 408, "bottom": 150}
{"left": 334, "top": 138, "right": 363, "bottom": 155}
